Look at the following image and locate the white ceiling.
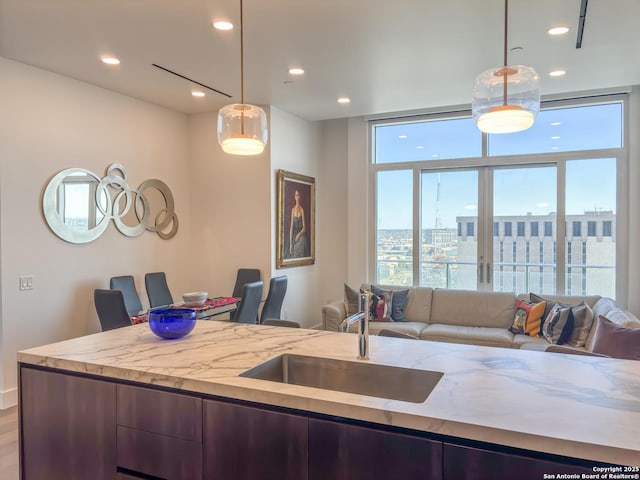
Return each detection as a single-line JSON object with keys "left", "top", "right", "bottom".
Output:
{"left": 1, "top": 0, "right": 638, "bottom": 121}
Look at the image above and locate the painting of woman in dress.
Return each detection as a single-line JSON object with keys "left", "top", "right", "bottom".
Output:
{"left": 277, "top": 170, "right": 315, "bottom": 268}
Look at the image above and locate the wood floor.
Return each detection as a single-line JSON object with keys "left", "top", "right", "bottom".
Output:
{"left": 0, "top": 406, "right": 19, "bottom": 480}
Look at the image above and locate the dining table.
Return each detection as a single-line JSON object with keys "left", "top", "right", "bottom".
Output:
{"left": 131, "top": 296, "right": 240, "bottom": 324}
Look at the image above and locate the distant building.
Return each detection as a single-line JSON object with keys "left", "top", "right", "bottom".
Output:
{"left": 456, "top": 211, "right": 615, "bottom": 296}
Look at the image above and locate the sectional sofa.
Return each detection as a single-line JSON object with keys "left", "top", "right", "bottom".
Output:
{"left": 321, "top": 285, "right": 640, "bottom": 359}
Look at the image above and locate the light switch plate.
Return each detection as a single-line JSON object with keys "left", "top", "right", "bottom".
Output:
{"left": 19, "top": 276, "right": 33, "bottom": 291}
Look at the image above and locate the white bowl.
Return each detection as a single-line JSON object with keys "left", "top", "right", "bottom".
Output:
{"left": 182, "top": 291, "right": 208, "bottom": 307}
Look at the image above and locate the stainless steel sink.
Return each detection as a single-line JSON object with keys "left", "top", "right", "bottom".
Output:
{"left": 239, "top": 354, "right": 443, "bottom": 403}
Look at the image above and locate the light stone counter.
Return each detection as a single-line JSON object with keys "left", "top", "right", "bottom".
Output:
{"left": 18, "top": 321, "right": 640, "bottom": 466}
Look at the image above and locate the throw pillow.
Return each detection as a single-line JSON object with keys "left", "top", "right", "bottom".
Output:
{"left": 344, "top": 283, "right": 360, "bottom": 316}
{"left": 564, "top": 303, "right": 594, "bottom": 348}
{"left": 592, "top": 316, "right": 640, "bottom": 360}
{"left": 530, "top": 293, "right": 558, "bottom": 336}
{"left": 509, "top": 299, "right": 546, "bottom": 337}
{"left": 542, "top": 303, "right": 576, "bottom": 345}
{"left": 371, "top": 285, "right": 409, "bottom": 322}
{"left": 390, "top": 289, "right": 409, "bottom": 322}
{"left": 362, "top": 288, "right": 392, "bottom": 322}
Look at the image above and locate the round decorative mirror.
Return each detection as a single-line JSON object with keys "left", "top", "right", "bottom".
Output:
{"left": 42, "top": 164, "right": 178, "bottom": 244}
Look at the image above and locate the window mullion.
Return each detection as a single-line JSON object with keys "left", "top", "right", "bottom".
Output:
{"left": 413, "top": 168, "right": 421, "bottom": 286}
{"left": 556, "top": 160, "right": 566, "bottom": 295}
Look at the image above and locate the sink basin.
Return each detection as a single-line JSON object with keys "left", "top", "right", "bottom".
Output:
{"left": 239, "top": 354, "right": 443, "bottom": 403}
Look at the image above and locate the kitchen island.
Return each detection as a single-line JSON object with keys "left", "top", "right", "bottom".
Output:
{"left": 18, "top": 321, "right": 640, "bottom": 479}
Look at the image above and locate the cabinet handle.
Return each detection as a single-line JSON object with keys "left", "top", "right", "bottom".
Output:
{"left": 487, "top": 263, "right": 491, "bottom": 283}
{"left": 478, "top": 262, "right": 484, "bottom": 283}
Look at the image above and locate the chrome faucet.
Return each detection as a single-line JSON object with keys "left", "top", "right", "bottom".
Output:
{"left": 357, "top": 292, "right": 370, "bottom": 360}
{"left": 338, "top": 293, "right": 369, "bottom": 360}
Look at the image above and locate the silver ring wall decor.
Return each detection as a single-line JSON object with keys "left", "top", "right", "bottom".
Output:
{"left": 42, "top": 163, "right": 178, "bottom": 244}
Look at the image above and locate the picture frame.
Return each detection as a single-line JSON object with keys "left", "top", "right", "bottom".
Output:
{"left": 276, "top": 169, "right": 315, "bottom": 268}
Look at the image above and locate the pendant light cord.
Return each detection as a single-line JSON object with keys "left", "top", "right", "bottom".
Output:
{"left": 502, "top": 0, "right": 508, "bottom": 106}
{"left": 240, "top": 0, "right": 246, "bottom": 133}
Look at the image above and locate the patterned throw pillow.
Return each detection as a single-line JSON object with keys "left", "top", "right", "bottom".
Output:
{"left": 509, "top": 299, "right": 546, "bottom": 336}
{"left": 541, "top": 302, "right": 594, "bottom": 346}
{"left": 542, "top": 303, "right": 574, "bottom": 344}
{"left": 371, "top": 285, "right": 409, "bottom": 322}
{"left": 362, "top": 289, "right": 392, "bottom": 322}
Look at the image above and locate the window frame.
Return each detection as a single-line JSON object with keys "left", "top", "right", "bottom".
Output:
{"left": 370, "top": 94, "right": 628, "bottom": 303}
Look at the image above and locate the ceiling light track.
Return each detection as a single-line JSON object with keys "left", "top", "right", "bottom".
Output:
{"left": 576, "top": 0, "right": 588, "bottom": 49}
{"left": 152, "top": 63, "right": 232, "bottom": 98}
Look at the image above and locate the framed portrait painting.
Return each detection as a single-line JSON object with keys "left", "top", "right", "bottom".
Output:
{"left": 277, "top": 169, "right": 315, "bottom": 268}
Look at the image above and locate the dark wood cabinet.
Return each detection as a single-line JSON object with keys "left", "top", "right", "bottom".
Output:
{"left": 19, "top": 367, "right": 117, "bottom": 480}
{"left": 20, "top": 365, "right": 619, "bottom": 480}
{"left": 203, "top": 399, "right": 308, "bottom": 480}
{"left": 309, "top": 418, "right": 443, "bottom": 480}
{"left": 443, "top": 443, "right": 597, "bottom": 480}
{"left": 116, "top": 384, "right": 203, "bottom": 479}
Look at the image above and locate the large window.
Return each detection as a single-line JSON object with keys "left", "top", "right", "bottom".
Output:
{"left": 372, "top": 98, "right": 625, "bottom": 298}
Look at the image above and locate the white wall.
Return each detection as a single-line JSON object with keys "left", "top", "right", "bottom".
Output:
{"left": 268, "top": 107, "right": 322, "bottom": 327}
{"left": 0, "top": 58, "right": 194, "bottom": 407}
{"left": 318, "top": 119, "right": 349, "bottom": 307}
{"left": 627, "top": 86, "right": 640, "bottom": 315}
{"left": 186, "top": 111, "right": 271, "bottom": 298}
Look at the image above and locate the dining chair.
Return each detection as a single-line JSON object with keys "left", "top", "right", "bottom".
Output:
{"left": 232, "top": 268, "right": 261, "bottom": 298}
{"left": 230, "top": 268, "right": 261, "bottom": 320}
{"left": 145, "top": 272, "right": 173, "bottom": 308}
{"left": 259, "top": 275, "right": 288, "bottom": 324}
{"left": 110, "top": 275, "right": 143, "bottom": 316}
{"left": 232, "top": 281, "right": 263, "bottom": 324}
{"left": 94, "top": 289, "right": 133, "bottom": 331}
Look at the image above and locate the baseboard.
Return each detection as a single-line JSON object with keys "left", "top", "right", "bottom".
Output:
{"left": 0, "top": 387, "right": 17, "bottom": 409}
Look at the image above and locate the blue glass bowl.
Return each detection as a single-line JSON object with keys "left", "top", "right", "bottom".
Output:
{"left": 148, "top": 308, "right": 197, "bottom": 339}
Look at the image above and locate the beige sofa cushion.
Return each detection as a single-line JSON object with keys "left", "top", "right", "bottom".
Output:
{"left": 420, "top": 324, "right": 514, "bottom": 348}
{"left": 348, "top": 321, "right": 426, "bottom": 338}
{"left": 512, "top": 334, "right": 550, "bottom": 348}
{"left": 430, "top": 289, "right": 516, "bottom": 328}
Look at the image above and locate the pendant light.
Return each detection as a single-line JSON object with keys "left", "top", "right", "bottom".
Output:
{"left": 472, "top": 0, "right": 540, "bottom": 134}
{"left": 217, "top": 0, "right": 268, "bottom": 155}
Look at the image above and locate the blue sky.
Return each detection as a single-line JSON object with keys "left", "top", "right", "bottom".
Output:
{"left": 375, "top": 103, "right": 621, "bottom": 229}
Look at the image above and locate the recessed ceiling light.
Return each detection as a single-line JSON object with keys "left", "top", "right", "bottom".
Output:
{"left": 549, "top": 69, "right": 566, "bottom": 77}
{"left": 546, "top": 25, "right": 570, "bottom": 36}
{"left": 288, "top": 67, "right": 304, "bottom": 75}
{"left": 101, "top": 56, "right": 120, "bottom": 65}
{"left": 213, "top": 20, "right": 233, "bottom": 30}
{"left": 551, "top": 146, "right": 559, "bottom": 150}
{"left": 337, "top": 97, "right": 350, "bottom": 104}
{"left": 431, "top": 154, "right": 439, "bottom": 158}
{"left": 192, "top": 91, "right": 206, "bottom": 97}
{"left": 551, "top": 136, "right": 560, "bottom": 140}
{"left": 416, "top": 146, "right": 424, "bottom": 150}
{"left": 398, "top": 135, "right": 408, "bottom": 139}
{"left": 551, "top": 122, "right": 561, "bottom": 126}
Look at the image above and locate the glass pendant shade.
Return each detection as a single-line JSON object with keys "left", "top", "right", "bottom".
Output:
{"left": 217, "top": 103, "right": 268, "bottom": 155}
{"left": 472, "top": 65, "right": 540, "bottom": 134}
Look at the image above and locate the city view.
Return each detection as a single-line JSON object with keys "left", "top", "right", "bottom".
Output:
{"left": 377, "top": 210, "right": 616, "bottom": 297}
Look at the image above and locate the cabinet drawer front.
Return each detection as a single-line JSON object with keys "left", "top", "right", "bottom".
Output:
{"left": 117, "top": 425, "right": 202, "bottom": 480}
{"left": 443, "top": 443, "right": 597, "bottom": 480}
{"left": 117, "top": 384, "right": 202, "bottom": 441}
{"left": 309, "top": 418, "right": 442, "bottom": 480}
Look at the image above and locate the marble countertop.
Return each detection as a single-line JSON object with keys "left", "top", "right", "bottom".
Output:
{"left": 18, "top": 321, "right": 640, "bottom": 466}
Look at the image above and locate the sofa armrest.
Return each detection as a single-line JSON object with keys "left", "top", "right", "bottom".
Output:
{"left": 322, "top": 300, "right": 346, "bottom": 331}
